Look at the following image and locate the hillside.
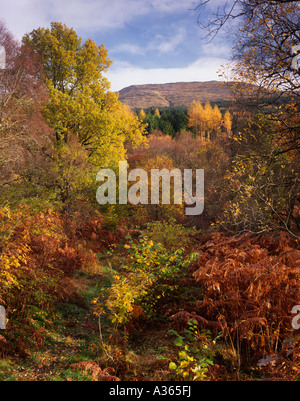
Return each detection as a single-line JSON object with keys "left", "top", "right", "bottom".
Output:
{"left": 118, "top": 81, "right": 234, "bottom": 109}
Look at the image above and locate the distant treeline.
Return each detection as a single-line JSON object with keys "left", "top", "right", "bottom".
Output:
{"left": 138, "top": 107, "right": 188, "bottom": 136}
{"left": 137, "top": 101, "right": 234, "bottom": 136}
{"left": 136, "top": 95, "right": 292, "bottom": 136}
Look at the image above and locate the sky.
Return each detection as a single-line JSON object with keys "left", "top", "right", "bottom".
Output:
{"left": 0, "top": 0, "right": 233, "bottom": 92}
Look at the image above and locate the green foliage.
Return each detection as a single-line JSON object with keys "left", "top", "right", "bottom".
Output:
{"left": 141, "top": 107, "right": 188, "bottom": 136}
{"left": 168, "top": 319, "right": 216, "bottom": 381}
{"left": 24, "top": 22, "right": 147, "bottom": 168}
{"left": 23, "top": 22, "right": 111, "bottom": 95}
{"left": 0, "top": 205, "right": 99, "bottom": 357}
{"left": 144, "top": 218, "right": 198, "bottom": 252}
{"left": 94, "top": 234, "right": 200, "bottom": 325}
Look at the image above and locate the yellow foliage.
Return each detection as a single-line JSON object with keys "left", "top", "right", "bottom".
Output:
{"left": 187, "top": 100, "right": 230, "bottom": 140}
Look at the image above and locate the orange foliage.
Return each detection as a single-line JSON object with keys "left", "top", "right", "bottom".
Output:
{"left": 169, "top": 231, "right": 300, "bottom": 378}
{"left": 0, "top": 206, "right": 116, "bottom": 356}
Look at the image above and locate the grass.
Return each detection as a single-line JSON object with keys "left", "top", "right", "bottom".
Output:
{"left": 0, "top": 261, "right": 108, "bottom": 381}
{"left": 0, "top": 253, "right": 174, "bottom": 381}
{"left": 0, "top": 248, "right": 227, "bottom": 381}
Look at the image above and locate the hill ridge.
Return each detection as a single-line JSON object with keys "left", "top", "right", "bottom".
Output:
{"left": 118, "top": 81, "right": 233, "bottom": 109}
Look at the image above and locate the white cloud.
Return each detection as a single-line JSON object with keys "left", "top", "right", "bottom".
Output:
{"left": 149, "top": 0, "right": 197, "bottom": 13}
{"left": 111, "top": 43, "right": 145, "bottom": 56}
{"left": 0, "top": 0, "right": 231, "bottom": 95}
{"left": 105, "top": 56, "right": 227, "bottom": 92}
{"left": 201, "top": 40, "right": 232, "bottom": 58}
{"left": 111, "top": 26, "right": 187, "bottom": 57}
{"left": 0, "top": 0, "right": 198, "bottom": 39}
{"left": 149, "top": 27, "right": 186, "bottom": 54}
{"left": 0, "top": 0, "right": 50, "bottom": 39}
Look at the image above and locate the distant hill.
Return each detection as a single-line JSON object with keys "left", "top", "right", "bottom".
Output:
{"left": 118, "top": 81, "right": 234, "bottom": 109}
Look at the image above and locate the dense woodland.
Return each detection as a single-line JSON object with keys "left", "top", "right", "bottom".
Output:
{"left": 0, "top": 0, "right": 300, "bottom": 382}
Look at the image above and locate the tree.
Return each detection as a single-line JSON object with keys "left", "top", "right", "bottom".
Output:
{"left": 139, "top": 109, "right": 146, "bottom": 120}
{"left": 196, "top": 0, "right": 300, "bottom": 235}
{"left": 219, "top": 114, "right": 300, "bottom": 234}
{"left": 24, "top": 22, "right": 147, "bottom": 167}
{"left": 188, "top": 100, "right": 205, "bottom": 138}
{"left": 188, "top": 101, "right": 226, "bottom": 139}
{"left": 172, "top": 109, "right": 188, "bottom": 133}
{"left": 212, "top": 104, "right": 223, "bottom": 133}
{"left": 195, "top": 0, "right": 300, "bottom": 40}
{"left": 0, "top": 21, "right": 52, "bottom": 190}
{"left": 142, "top": 111, "right": 160, "bottom": 134}
{"left": 154, "top": 108, "right": 161, "bottom": 118}
{"left": 223, "top": 109, "right": 232, "bottom": 134}
{"left": 231, "top": 2, "right": 300, "bottom": 153}
{"left": 197, "top": 1, "right": 300, "bottom": 153}
{"left": 159, "top": 118, "right": 175, "bottom": 137}
{"left": 127, "top": 128, "right": 231, "bottom": 228}
{"left": 24, "top": 22, "right": 111, "bottom": 94}
{"left": 203, "top": 101, "right": 214, "bottom": 139}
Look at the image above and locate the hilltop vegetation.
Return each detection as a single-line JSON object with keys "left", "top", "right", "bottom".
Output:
{"left": 0, "top": 0, "right": 300, "bottom": 382}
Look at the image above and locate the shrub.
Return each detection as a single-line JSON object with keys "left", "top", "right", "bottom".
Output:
{"left": 168, "top": 319, "right": 216, "bottom": 381}
{"left": 0, "top": 205, "right": 96, "bottom": 355}
{"left": 94, "top": 233, "right": 201, "bottom": 326}
{"left": 144, "top": 218, "right": 197, "bottom": 252}
{"left": 190, "top": 231, "right": 300, "bottom": 373}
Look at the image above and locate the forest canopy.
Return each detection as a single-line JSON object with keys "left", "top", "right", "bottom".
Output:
{"left": 23, "top": 22, "right": 147, "bottom": 167}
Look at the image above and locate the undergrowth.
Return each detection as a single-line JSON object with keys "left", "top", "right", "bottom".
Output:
{"left": 1, "top": 207, "right": 300, "bottom": 381}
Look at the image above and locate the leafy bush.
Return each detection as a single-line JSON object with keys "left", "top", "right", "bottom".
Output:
{"left": 144, "top": 218, "right": 197, "bottom": 252}
{"left": 0, "top": 206, "right": 97, "bottom": 355}
{"left": 168, "top": 319, "right": 216, "bottom": 381}
{"left": 94, "top": 234, "right": 200, "bottom": 326}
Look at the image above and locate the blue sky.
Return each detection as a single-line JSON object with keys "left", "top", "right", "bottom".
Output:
{"left": 0, "top": 0, "right": 233, "bottom": 91}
